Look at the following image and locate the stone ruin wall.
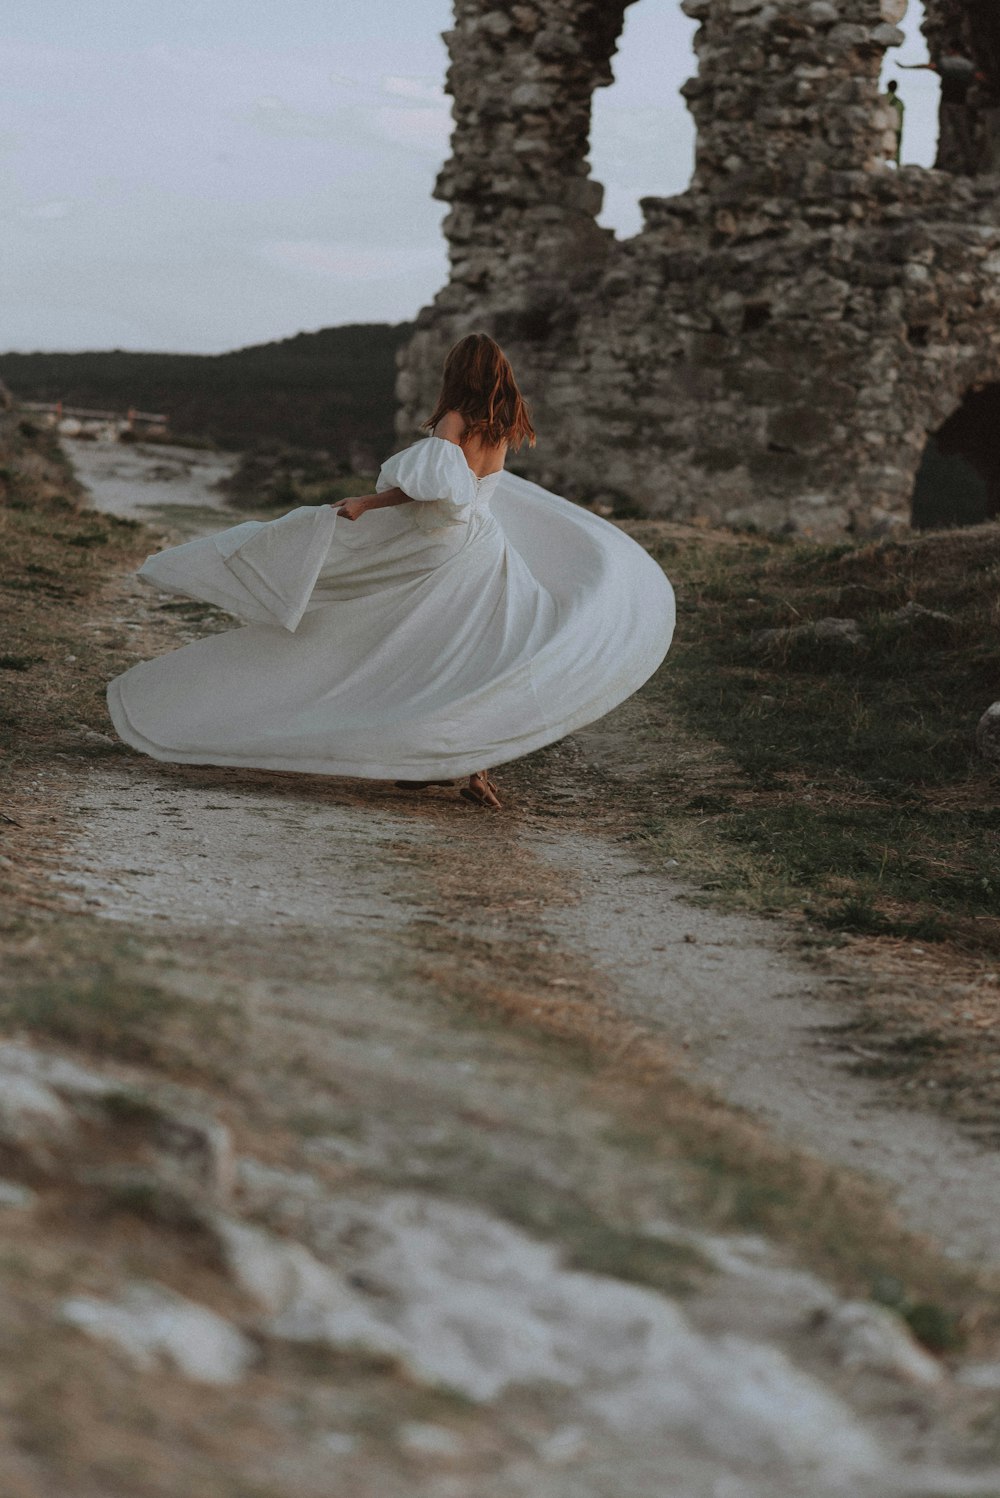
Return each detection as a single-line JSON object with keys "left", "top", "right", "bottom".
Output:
{"left": 398, "top": 0, "right": 1000, "bottom": 533}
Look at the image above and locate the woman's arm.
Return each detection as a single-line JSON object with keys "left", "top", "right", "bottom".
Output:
{"left": 333, "top": 486, "right": 413, "bottom": 522}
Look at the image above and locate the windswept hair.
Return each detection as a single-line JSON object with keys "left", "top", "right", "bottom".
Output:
{"left": 423, "top": 332, "right": 536, "bottom": 451}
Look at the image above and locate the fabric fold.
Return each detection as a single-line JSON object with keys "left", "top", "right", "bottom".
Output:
{"left": 109, "top": 446, "right": 676, "bottom": 781}
{"left": 138, "top": 504, "right": 338, "bottom": 632}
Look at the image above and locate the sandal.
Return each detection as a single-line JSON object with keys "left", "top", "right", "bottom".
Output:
{"left": 460, "top": 771, "right": 502, "bottom": 810}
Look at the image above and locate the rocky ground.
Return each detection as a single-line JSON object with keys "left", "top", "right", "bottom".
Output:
{"left": 1, "top": 438, "right": 1000, "bottom": 1497}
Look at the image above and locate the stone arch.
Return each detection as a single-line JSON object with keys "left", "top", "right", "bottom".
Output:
{"left": 912, "top": 382, "right": 1000, "bottom": 527}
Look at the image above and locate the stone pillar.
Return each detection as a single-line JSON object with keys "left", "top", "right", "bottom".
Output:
{"left": 681, "top": 0, "right": 907, "bottom": 199}
{"left": 436, "top": 0, "right": 632, "bottom": 311}
{"left": 398, "top": 0, "right": 636, "bottom": 434}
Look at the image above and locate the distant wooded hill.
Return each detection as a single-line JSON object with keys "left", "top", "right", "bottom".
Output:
{"left": 0, "top": 322, "right": 411, "bottom": 465}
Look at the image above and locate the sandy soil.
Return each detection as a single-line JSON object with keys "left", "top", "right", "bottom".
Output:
{"left": 8, "top": 437, "right": 1000, "bottom": 1498}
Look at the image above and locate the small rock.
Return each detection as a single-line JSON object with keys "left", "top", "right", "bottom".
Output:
{"left": 976, "top": 702, "right": 1000, "bottom": 765}
{"left": 154, "top": 1108, "right": 234, "bottom": 1201}
{"left": 510, "top": 82, "right": 550, "bottom": 109}
{"left": 0, "top": 1179, "right": 37, "bottom": 1210}
{"left": 211, "top": 1215, "right": 403, "bottom": 1359}
{"left": 869, "top": 21, "right": 905, "bottom": 45}
{"left": 0, "top": 1041, "right": 116, "bottom": 1101}
{"left": 807, "top": 1, "right": 838, "bottom": 22}
{"left": 397, "top": 1422, "right": 465, "bottom": 1460}
{"left": 800, "top": 617, "right": 863, "bottom": 645}
{"left": 321, "top": 1430, "right": 358, "bottom": 1454}
{"left": 237, "top": 1157, "right": 324, "bottom": 1214}
{"left": 890, "top": 601, "right": 952, "bottom": 625}
{"left": 956, "top": 1361, "right": 1000, "bottom": 1391}
{"left": 60, "top": 1282, "right": 255, "bottom": 1384}
{"left": 811, "top": 1302, "right": 943, "bottom": 1385}
{"left": 0, "top": 1072, "right": 72, "bottom": 1147}
{"left": 752, "top": 617, "right": 863, "bottom": 651}
{"left": 536, "top": 1425, "right": 587, "bottom": 1465}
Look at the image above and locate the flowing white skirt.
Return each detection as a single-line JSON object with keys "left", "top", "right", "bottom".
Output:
{"left": 107, "top": 473, "right": 675, "bottom": 780}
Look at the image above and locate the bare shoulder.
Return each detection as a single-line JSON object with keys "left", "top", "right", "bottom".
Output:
{"left": 431, "top": 410, "right": 466, "bottom": 445}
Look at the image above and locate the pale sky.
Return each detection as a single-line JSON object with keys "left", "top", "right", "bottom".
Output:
{"left": 2, "top": 1, "right": 935, "bottom": 354}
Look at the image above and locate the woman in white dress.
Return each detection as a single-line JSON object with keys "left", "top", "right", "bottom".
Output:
{"left": 107, "top": 333, "right": 675, "bottom": 809}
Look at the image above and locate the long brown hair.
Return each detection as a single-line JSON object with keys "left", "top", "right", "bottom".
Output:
{"left": 423, "top": 332, "right": 536, "bottom": 451}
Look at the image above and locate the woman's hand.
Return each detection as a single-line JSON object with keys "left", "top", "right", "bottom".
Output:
{"left": 334, "top": 495, "right": 372, "bottom": 522}
{"left": 333, "top": 487, "right": 414, "bottom": 520}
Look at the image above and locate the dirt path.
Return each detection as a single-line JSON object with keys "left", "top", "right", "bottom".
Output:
{"left": 533, "top": 806, "right": 1000, "bottom": 1269}
{"left": 10, "top": 438, "right": 1000, "bottom": 1497}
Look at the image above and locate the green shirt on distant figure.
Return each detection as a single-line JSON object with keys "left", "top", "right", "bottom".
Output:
{"left": 884, "top": 79, "right": 905, "bottom": 165}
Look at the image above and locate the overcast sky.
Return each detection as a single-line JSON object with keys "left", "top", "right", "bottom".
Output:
{"left": 3, "top": 0, "right": 935, "bottom": 355}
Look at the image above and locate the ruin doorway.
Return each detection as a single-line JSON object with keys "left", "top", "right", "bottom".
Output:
{"left": 911, "top": 383, "right": 1000, "bottom": 527}
{"left": 587, "top": 2, "right": 697, "bottom": 239}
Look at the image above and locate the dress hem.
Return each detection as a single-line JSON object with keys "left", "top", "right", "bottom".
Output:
{"left": 106, "top": 650, "right": 664, "bottom": 782}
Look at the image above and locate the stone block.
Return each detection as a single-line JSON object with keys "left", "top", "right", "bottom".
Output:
{"left": 868, "top": 22, "right": 905, "bottom": 46}
{"left": 510, "top": 82, "right": 552, "bottom": 110}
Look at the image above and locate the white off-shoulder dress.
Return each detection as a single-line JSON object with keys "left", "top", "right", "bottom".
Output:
{"left": 107, "top": 437, "right": 675, "bottom": 780}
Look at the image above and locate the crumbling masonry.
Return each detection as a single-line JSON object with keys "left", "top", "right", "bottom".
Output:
{"left": 398, "top": 0, "right": 1000, "bottom": 532}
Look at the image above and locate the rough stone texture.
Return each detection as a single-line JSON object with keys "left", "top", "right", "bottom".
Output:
{"left": 399, "top": 0, "right": 1000, "bottom": 534}
{"left": 923, "top": 0, "right": 1000, "bottom": 171}
{"left": 60, "top": 1283, "right": 256, "bottom": 1385}
{"left": 214, "top": 1191, "right": 884, "bottom": 1476}
{"left": 975, "top": 699, "right": 1000, "bottom": 762}
{"left": 810, "top": 1301, "right": 944, "bottom": 1385}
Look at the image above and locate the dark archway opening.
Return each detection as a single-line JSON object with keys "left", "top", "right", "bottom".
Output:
{"left": 911, "top": 383, "right": 1000, "bottom": 528}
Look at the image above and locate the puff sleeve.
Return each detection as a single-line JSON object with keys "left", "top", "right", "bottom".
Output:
{"left": 376, "top": 437, "right": 477, "bottom": 531}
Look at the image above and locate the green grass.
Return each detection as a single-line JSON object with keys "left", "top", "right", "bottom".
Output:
{"left": 634, "top": 523, "right": 1000, "bottom": 953}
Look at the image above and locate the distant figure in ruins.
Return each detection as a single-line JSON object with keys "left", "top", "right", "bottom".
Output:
{"left": 900, "top": 54, "right": 982, "bottom": 174}
{"left": 883, "top": 79, "right": 905, "bottom": 164}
